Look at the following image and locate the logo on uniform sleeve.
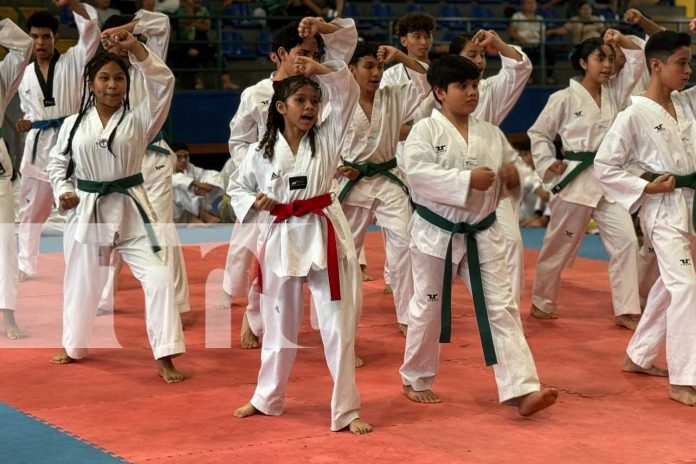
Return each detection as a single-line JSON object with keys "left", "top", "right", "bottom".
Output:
{"left": 654, "top": 124, "right": 665, "bottom": 133}
{"left": 155, "top": 165, "right": 165, "bottom": 170}
{"left": 680, "top": 258, "right": 691, "bottom": 266}
{"left": 427, "top": 293, "right": 439, "bottom": 302}
{"left": 260, "top": 99, "right": 270, "bottom": 106}
{"left": 648, "top": 246, "right": 655, "bottom": 253}
{"left": 270, "top": 172, "right": 279, "bottom": 180}
{"left": 565, "top": 230, "right": 575, "bottom": 238}
{"left": 435, "top": 145, "right": 446, "bottom": 153}
{"left": 574, "top": 110, "right": 583, "bottom": 117}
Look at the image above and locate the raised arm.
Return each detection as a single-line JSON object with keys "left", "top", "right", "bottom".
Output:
{"left": 118, "top": 10, "right": 173, "bottom": 61}
{"left": 623, "top": 9, "right": 665, "bottom": 36}
{"left": 299, "top": 17, "right": 358, "bottom": 64}
{"left": 62, "top": 1, "right": 100, "bottom": 70}
{"left": 604, "top": 29, "right": 645, "bottom": 104}
{"left": 377, "top": 46, "right": 430, "bottom": 124}
{"left": 474, "top": 30, "right": 532, "bottom": 125}
{"left": 0, "top": 19, "right": 32, "bottom": 113}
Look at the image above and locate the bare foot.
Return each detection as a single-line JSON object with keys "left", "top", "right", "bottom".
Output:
{"left": 530, "top": 305, "right": 558, "bottom": 320}
{"left": 517, "top": 388, "right": 558, "bottom": 416}
{"left": 50, "top": 349, "right": 74, "bottom": 364}
{"left": 361, "top": 268, "right": 375, "bottom": 282}
{"left": 240, "top": 313, "right": 260, "bottom": 349}
{"left": 18, "top": 271, "right": 30, "bottom": 283}
{"left": 2, "top": 310, "right": 27, "bottom": 340}
{"left": 216, "top": 291, "right": 232, "bottom": 309}
{"left": 200, "top": 210, "right": 221, "bottom": 224}
{"left": 615, "top": 314, "right": 640, "bottom": 331}
{"left": 622, "top": 353, "right": 668, "bottom": 377}
{"left": 157, "top": 357, "right": 186, "bottom": 383}
{"left": 234, "top": 402, "right": 260, "bottom": 418}
{"left": 382, "top": 284, "right": 393, "bottom": 295}
{"left": 403, "top": 385, "right": 441, "bottom": 403}
{"left": 355, "top": 354, "right": 364, "bottom": 368}
{"left": 669, "top": 385, "right": 696, "bottom": 406}
{"left": 398, "top": 323, "right": 408, "bottom": 337}
{"left": 348, "top": 418, "right": 373, "bottom": 435}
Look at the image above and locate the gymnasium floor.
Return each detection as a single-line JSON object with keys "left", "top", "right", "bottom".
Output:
{"left": 0, "top": 227, "right": 693, "bottom": 464}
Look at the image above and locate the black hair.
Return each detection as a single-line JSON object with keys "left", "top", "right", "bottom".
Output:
{"left": 101, "top": 14, "right": 135, "bottom": 31}
{"left": 569, "top": 37, "right": 612, "bottom": 75}
{"left": 448, "top": 30, "right": 483, "bottom": 55}
{"left": 271, "top": 21, "right": 325, "bottom": 59}
{"left": 27, "top": 11, "right": 59, "bottom": 34}
{"left": 349, "top": 41, "right": 380, "bottom": 66}
{"left": 170, "top": 142, "right": 190, "bottom": 153}
{"left": 258, "top": 76, "right": 322, "bottom": 161}
{"left": 645, "top": 30, "right": 692, "bottom": 73}
{"left": 396, "top": 13, "right": 436, "bottom": 38}
{"left": 427, "top": 54, "right": 480, "bottom": 104}
{"left": 61, "top": 52, "right": 131, "bottom": 179}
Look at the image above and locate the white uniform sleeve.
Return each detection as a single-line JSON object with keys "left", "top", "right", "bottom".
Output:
{"left": 499, "top": 130, "right": 522, "bottom": 200}
{"left": 395, "top": 68, "right": 430, "bottom": 125}
{"left": 478, "top": 46, "right": 532, "bottom": 125}
{"left": 316, "top": 61, "right": 360, "bottom": 165}
{"left": 228, "top": 87, "right": 259, "bottom": 165}
{"left": 681, "top": 85, "right": 696, "bottom": 116}
{"left": 594, "top": 116, "right": 648, "bottom": 213}
{"left": 129, "top": 45, "right": 175, "bottom": 143}
{"left": 62, "top": 4, "right": 100, "bottom": 77}
{"left": 46, "top": 117, "right": 76, "bottom": 204}
{"left": 172, "top": 171, "right": 195, "bottom": 189}
{"left": 403, "top": 120, "right": 471, "bottom": 208}
{"left": 133, "top": 10, "right": 171, "bottom": 61}
{"left": 608, "top": 47, "right": 645, "bottom": 107}
{"left": 228, "top": 145, "right": 260, "bottom": 222}
{"left": 191, "top": 163, "right": 225, "bottom": 189}
{"left": 528, "top": 92, "right": 565, "bottom": 181}
{"left": 0, "top": 19, "right": 32, "bottom": 112}
{"left": 320, "top": 18, "right": 358, "bottom": 64}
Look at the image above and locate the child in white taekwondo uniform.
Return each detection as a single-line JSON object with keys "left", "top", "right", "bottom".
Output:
{"left": 222, "top": 17, "right": 357, "bottom": 348}
{"left": 527, "top": 31, "right": 645, "bottom": 329}
{"left": 595, "top": 29, "right": 696, "bottom": 407}
{"left": 97, "top": 11, "right": 191, "bottom": 315}
{"left": 0, "top": 19, "right": 32, "bottom": 339}
{"left": 229, "top": 58, "right": 372, "bottom": 435}
{"left": 399, "top": 55, "right": 558, "bottom": 415}
{"left": 16, "top": 1, "right": 99, "bottom": 281}
{"left": 449, "top": 30, "right": 532, "bottom": 308}
{"left": 171, "top": 141, "right": 225, "bottom": 223}
{"left": 46, "top": 33, "right": 186, "bottom": 384}
{"left": 337, "top": 42, "right": 429, "bottom": 336}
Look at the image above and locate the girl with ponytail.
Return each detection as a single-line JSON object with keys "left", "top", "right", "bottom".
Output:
{"left": 228, "top": 57, "right": 372, "bottom": 435}
{"left": 45, "top": 30, "right": 186, "bottom": 384}
{"left": 527, "top": 30, "right": 646, "bottom": 328}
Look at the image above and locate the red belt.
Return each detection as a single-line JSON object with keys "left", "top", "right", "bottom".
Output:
{"left": 257, "top": 193, "right": 341, "bottom": 301}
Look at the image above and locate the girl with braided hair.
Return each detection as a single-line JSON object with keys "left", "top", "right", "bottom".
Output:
{"left": 46, "top": 30, "right": 186, "bottom": 384}
{"left": 228, "top": 57, "right": 371, "bottom": 435}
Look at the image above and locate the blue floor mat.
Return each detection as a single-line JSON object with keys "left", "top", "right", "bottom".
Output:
{"left": 0, "top": 403, "right": 127, "bottom": 464}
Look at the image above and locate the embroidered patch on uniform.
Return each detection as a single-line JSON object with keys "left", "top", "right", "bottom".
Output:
{"left": 155, "top": 165, "right": 165, "bottom": 170}
{"left": 565, "top": 230, "right": 575, "bottom": 238}
{"left": 654, "top": 124, "right": 665, "bottom": 133}
{"left": 427, "top": 293, "right": 439, "bottom": 302}
{"left": 574, "top": 110, "right": 583, "bottom": 117}
{"left": 97, "top": 139, "right": 108, "bottom": 149}
{"left": 680, "top": 258, "right": 691, "bottom": 266}
{"left": 435, "top": 145, "right": 446, "bottom": 153}
{"left": 260, "top": 99, "right": 270, "bottom": 105}
{"left": 43, "top": 97, "right": 56, "bottom": 107}
{"left": 289, "top": 176, "right": 308, "bottom": 190}
{"left": 648, "top": 246, "right": 655, "bottom": 253}
{"left": 270, "top": 172, "right": 279, "bottom": 180}
{"left": 465, "top": 160, "right": 477, "bottom": 167}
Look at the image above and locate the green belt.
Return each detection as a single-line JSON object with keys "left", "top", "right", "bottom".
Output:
{"left": 551, "top": 151, "right": 597, "bottom": 194}
{"left": 337, "top": 158, "right": 409, "bottom": 203}
{"left": 146, "top": 131, "right": 170, "bottom": 156}
{"left": 415, "top": 204, "right": 498, "bottom": 366}
{"left": 77, "top": 173, "right": 160, "bottom": 253}
{"left": 646, "top": 171, "right": 696, "bottom": 229}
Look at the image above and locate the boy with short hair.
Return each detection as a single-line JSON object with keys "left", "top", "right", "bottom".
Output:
{"left": 171, "top": 142, "right": 224, "bottom": 223}
{"left": 399, "top": 55, "right": 557, "bottom": 415}
{"left": 595, "top": 29, "right": 696, "bottom": 406}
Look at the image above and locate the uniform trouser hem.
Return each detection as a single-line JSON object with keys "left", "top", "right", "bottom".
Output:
{"left": 627, "top": 350, "right": 654, "bottom": 371}
{"left": 401, "top": 377, "right": 435, "bottom": 392}
{"left": 668, "top": 374, "right": 696, "bottom": 386}
{"left": 250, "top": 394, "right": 283, "bottom": 417}
{"left": 152, "top": 341, "right": 186, "bottom": 360}
{"left": 499, "top": 382, "right": 541, "bottom": 404}
{"left": 177, "top": 303, "right": 191, "bottom": 314}
{"left": 331, "top": 410, "right": 360, "bottom": 432}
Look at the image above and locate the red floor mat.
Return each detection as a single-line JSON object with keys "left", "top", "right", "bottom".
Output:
{"left": 0, "top": 233, "right": 693, "bottom": 464}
